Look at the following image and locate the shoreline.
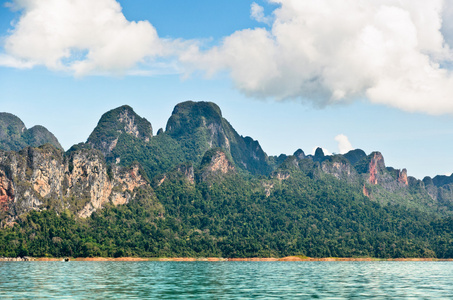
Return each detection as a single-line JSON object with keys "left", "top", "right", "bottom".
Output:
{"left": 2, "top": 256, "right": 453, "bottom": 262}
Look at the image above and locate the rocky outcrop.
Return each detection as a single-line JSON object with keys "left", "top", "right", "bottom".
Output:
{"left": 87, "top": 105, "right": 153, "bottom": 157}
{"left": 363, "top": 184, "right": 370, "bottom": 197}
{"left": 273, "top": 171, "right": 290, "bottom": 181}
{"left": 368, "top": 152, "right": 385, "bottom": 185}
{"left": 321, "top": 156, "right": 357, "bottom": 182}
{"left": 199, "top": 149, "right": 235, "bottom": 182}
{"left": 0, "top": 145, "right": 149, "bottom": 221}
{"left": 397, "top": 169, "right": 408, "bottom": 186}
{"left": 0, "top": 168, "right": 14, "bottom": 212}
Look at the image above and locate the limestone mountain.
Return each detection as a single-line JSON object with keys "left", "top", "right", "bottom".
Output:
{"left": 85, "top": 101, "right": 270, "bottom": 179}
{"left": 0, "top": 112, "right": 62, "bottom": 151}
{"left": 3, "top": 101, "right": 453, "bottom": 221}
{"left": 165, "top": 101, "right": 270, "bottom": 175}
{"left": 87, "top": 105, "right": 153, "bottom": 157}
{"left": 81, "top": 101, "right": 453, "bottom": 216}
{"left": 3, "top": 101, "right": 453, "bottom": 259}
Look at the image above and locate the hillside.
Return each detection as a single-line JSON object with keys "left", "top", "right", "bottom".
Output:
{"left": 1, "top": 101, "right": 453, "bottom": 258}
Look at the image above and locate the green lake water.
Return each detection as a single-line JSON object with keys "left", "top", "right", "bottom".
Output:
{"left": 1, "top": 261, "right": 452, "bottom": 299}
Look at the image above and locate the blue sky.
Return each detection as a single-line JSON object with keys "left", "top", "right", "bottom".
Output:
{"left": 1, "top": 0, "right": 453, "bottom": 179}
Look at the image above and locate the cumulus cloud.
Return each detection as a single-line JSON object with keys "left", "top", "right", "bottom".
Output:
{"left": 183, "top": 0, "right": 453, "bottom": 115}
{"left": 250, "top": 2, "right": 272, "bottom": 25}
{"left": 334, "top": 134, "right": 353, "bottom": 154}
{"left": 4, "top": 0, "right": 453, "bottom": 116}
{"left": 0, "top": 0, "right": 178, "bottom": 76}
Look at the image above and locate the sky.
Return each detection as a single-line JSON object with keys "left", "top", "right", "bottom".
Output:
{"left": 1, "top": 0, "right": 453, "bottom": 179}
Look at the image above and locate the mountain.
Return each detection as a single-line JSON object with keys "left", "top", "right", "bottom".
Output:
{"left": 1, "top": 101, "right": 453, "bottom": 259}
{"left": 165, "top": 101, "right": 270, "bottom": 175}
{"left": 86, "top": 102, "right": 270, "bottom": 178}
{"left": 87, "top": 105, "right": 153, "bottom": 157}
{"left": 0, "top": 113, "right": 62, "bottom": 151}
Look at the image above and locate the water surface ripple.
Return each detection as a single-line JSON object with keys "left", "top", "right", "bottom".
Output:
{"left": 1, "top": 261, "right": 452, "bottom": 299}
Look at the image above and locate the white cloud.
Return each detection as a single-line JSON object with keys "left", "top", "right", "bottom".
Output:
{"left": 334, "top": 134, "right": 353, "bottom": 154}
{"left": 441, "top": 1, "right": 453, "bottom": 47}
{"left": 1, "top": 0, "right": 178, "bottom": 76}
{"left": 0, "top": 54, "right": 35, "bottom": 69}
{"left": 4, "top": 0, "right": 453, "bottom": 117}
{"left": 250, "top": 2, "right": 272, "bottom": 25}
{"left": 183, "top": 0, "right": 453, "bottom": 115}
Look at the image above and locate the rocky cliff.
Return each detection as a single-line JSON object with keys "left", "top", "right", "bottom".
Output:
{"left": 0, "top": 144, "right": 149, "bottom": 222}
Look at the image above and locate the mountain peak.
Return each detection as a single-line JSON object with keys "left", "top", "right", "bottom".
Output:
{"left": 314, "top": 147, "right": 325, "bottom": 159}
{"left": 164, "top": 101, "right": 270, "bottom": 175}
{"left": 0, "top": 112, "right": 62, "bottom": 151}
{"left": 87, "top": 105, "right": 153, "bottom": 156}
{"left": 166, "top": 101, "right": 223, "bottom": 135}
{"left": 293, "top": 149, "right": 306, "bottom": 160}
{"left": 343, "top": 149, "right": 367, "bottom": 165}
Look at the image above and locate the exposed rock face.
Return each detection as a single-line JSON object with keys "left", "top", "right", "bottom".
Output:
{"left": 397, "top": 169, "right": 408, "bottom": 186}
{"left": 368, "top": 152, "right": 385, "bottom": 185}
{"left": 273, "top": 171, "right": 290, "bottom": 181}
{"left": 321, "top": 157, "right": 357, "bottom": 182}
{"left": 363, "top": 184, "right": 370, "bottom": 197}
{"left": 0, "top": 169, "right": 14, "bottom": 211}
{"left": 87, "top": 105, "right": 153, "bottom": 157}
{"left": 71, "top": 152, "right": 148, "bottom": 218}
{"left": 199, "top": 149, "right": 235, "bottom": 182}
{"left": 0, "top": 145, "right": 148, "bottom": 221}
{"left": 204, "top": 151, "right": 234, "bottom": 174}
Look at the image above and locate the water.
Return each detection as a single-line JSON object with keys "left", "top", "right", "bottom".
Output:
{"left": 1, "top": 261, "right": 452, "bottom": 299}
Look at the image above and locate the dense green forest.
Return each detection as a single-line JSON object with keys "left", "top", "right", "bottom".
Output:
{"left": 2, "top": 170, "right": 453, "bottom": 258}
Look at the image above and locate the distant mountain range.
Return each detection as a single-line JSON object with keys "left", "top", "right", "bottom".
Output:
{"left": 1, "top": 101, "right": 453, "bottom": 258}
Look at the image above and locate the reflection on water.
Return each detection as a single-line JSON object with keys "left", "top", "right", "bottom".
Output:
{"left": 0, "top": 261, "right": 452, "bottom": 299}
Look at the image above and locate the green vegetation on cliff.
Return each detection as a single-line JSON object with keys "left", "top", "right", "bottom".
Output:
{"left": 0, "top": 113, "right": 62, "bottom": 151}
